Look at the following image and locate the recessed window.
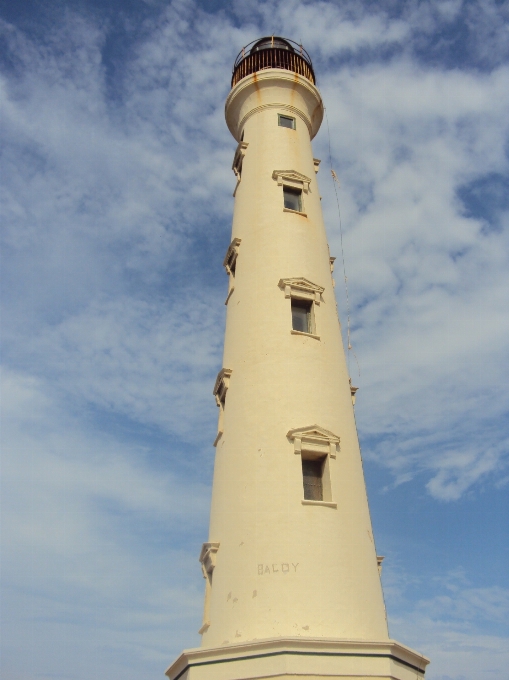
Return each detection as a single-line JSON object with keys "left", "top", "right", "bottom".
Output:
{"left": 302, "top": 457, "right": 324, "bottom": 501}
{"left": 199, "top": 542, "right": 220, "bottom": 635}
{"left": 284, "top": 186, "right": 302, "bottom": 212}
{"left": 291, "top": 298, "right": 313, "bottom": 334}
{"left": 287, "top": 426, "right": 338, "bottom": 507}
{"left": 223, "top": 238, "right": 241, "bottom": 304}
{"left": 273, "top": 171, "right": 311, "bottom": 216}
{"left": 278, "top": 114, "right": 296, "bottom": 129}
{"left": 232, "top": 142, "right": 249, "bottom": 197}
{"left": 213, "top": 368, "right": 232, "bottom": 446}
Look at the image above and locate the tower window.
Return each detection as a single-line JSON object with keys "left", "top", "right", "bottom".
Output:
{"left": 213, "top": 368, "right": 232, "bottom": 446}
{"left": 283, "top": 186, "right": 302, "bottom": 212}
{"left": 199, "top": 542, "right": 219, "bottom": 635}
{"left": 302, "top": 457, "right": 324, "bottom": 501}
{"left": 291, "top": 298, "right": 313, "bottom": 334}
{"left": 223, "top": 238, "right": 241, "bottom": 304}
{"left": 232, "top": 142, "right": 249, "bottom": 197}
{"left": 278, "top": 114, "right": 296, "bottom": 129}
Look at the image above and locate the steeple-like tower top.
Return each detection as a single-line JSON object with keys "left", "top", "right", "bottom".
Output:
{"left": 232, "top": 36, "right": 316, "bottom": 87}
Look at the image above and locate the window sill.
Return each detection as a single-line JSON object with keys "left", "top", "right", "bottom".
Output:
{"left": 301, "top": 500, "right": 337, "bottom": 509}
{"left": 283, "top": 208, "right": 307, "bottom": 217}
{"left": 291, "top": 330, "right": 320, "bottom": 341}
{"left": 224, "top": 287, "right": 234, "bottom": 305}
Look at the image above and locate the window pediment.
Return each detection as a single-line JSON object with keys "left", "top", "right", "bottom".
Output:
{"left": 287, "top": 424, "right": 340, "bottom": 458}
{"left": 279, "top": 277, "right": 324, "bottom": 304}
{"left": 232, "top": 141, "right": 248, "bottom": 179}
{"left": 272, "top": 169, "right": 312, "bottom": 193}
{"left": 199, "top": 542, "right": 220, "bottom": 576}
{"left": 223, "top": 238, "right": 241, "bottom": 275}
{"left": 232, "top": 141, "right": 248, "bottom": 196}
{"left": 213, "top": 368, "right": 232, "bottom": 406}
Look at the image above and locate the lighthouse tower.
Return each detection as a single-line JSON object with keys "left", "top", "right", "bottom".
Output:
{"left": 166, "top": 37, "right": 429, "bottom": 680}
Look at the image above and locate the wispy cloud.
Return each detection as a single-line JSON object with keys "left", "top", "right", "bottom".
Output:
{"left": 1, "top": 1, "right": 508, "bottom": 679}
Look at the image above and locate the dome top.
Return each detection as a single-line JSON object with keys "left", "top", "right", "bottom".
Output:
{"left": 250, "top": 37, "right": 295, "bottom": 53}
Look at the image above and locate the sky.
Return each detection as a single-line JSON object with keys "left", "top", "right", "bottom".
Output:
{"left": 1, "top": 1, "right": 508, "bottom": 679}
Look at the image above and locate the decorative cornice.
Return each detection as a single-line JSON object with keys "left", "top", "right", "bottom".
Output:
{"left": 272, "top": 169, "right": 312, "bottom": 192}
{"left": 232, "top": 141, "right": 248, "bottom": 196}
{"left": 223, "top": 238, "right": 241, "bottom": 274}
{"left": 237, "top": 102, "right": 313, "bottom": 139}
{"left": 287, "top": 424, "right": 340, "bottom": 458}
{"left": 199, "top": 542, "right": 220, "bottom": 575}
{"left": 166, "top": 636, "right": 430, "bottom": 680}
{"left": 279, "top": 277, "right": 324, "bottom": 304}
{"left": 225, "top": 68, "right": 324, "bottom": 141}
{"left": 213, "top": 368, "right": 232, "bottom": 400}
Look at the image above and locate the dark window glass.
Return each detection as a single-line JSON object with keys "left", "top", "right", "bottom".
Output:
{"left": 283, "top": 187, "right": 302, "bottom": 212}
{"left": 291, "top": 299, "right": 312, "bottom": 333}
{"left": 279, "top": 114, "right": 295, "bottom": 129}
{"left": 302, "top": 458, "right": 323, "bottom": 501}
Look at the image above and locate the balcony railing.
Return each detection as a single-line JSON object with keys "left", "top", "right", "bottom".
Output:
{"left": 231, "top": 39, "right": 315, "bottom": 88}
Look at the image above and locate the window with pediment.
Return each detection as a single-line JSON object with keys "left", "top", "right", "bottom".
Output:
{"left": 213, "top": 368, "right": 232, "bottom": 446}
{"left": 272, "top": 169, "right": 312, "bottom": 216}
{"left": 232, "top": 141, "right": 248, "bottom": 196}
{"left": 287, "top": 425, "right": 340, "bottom": 508}
{"left": 279, "top": 277, "right": 324, "bottom": 339}
{"left": 198, "top": 542, "right": 220, "bottom": 635}
{"left": 223, "top": 238, "right": 241, "bottom": 304}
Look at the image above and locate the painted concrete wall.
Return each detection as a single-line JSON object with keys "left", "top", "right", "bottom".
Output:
{"left": 199, "top": 69, "right": 390, "bottom": 648}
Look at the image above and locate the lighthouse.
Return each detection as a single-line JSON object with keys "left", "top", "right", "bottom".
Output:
{"left": 166, "top": 37, "right": 429, "bottom": 680}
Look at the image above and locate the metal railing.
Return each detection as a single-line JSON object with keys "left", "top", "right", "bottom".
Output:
{"left": 231, "top": 39, "right": 315, "bottom": 87}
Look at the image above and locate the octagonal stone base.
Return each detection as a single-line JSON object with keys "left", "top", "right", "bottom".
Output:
{"left": 166, "top": 637, "right": 430, "bottom": 680}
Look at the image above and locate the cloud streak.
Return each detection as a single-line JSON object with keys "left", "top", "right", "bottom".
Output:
{"left": 1, "top": 2, "right": 508, "bottom": 679}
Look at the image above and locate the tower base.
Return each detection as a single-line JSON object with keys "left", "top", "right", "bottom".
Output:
{"left": 166, "top": 637, "right": 430, "bottom": 680}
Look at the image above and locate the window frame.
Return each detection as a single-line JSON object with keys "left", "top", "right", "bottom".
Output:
{"left": 213, "top": 368, "right": 232, "bottom": 446}
{"left": 278, "top": 113, "right": 296, "bottom": 130}
{"left": 302, "top": 456, "right": 325, "bottom": 501}
{"left": 199, "top": 542, "right": 220, "bottom": 635}
{"left": 279, "top": 277, "right": 324, "bottom": 339}
{"left": 272, "top": 169, "right": 312, "bottom": 217}
{"left": 232, "top": 141, "right": 249, "bottom": 196}
{"left": 287, "top": 425, "right": 340, "bottom": 508}
{"left": 301, "top": 452, "right": 332, "bottom": 503}
{"left": 283, "top": 186, "right": 303, "bottom": 212}
{"left": 291, "top": 297, "right": 313, "bottom": 334}
{"left": 223, "top": 238, "right": 241, "bottom": 304}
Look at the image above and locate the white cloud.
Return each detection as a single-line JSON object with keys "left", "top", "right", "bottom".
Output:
{"left": 312, "top": 59, "right": 509, "bottom": 497}
{"left": 1, "top": 2, "right": 508, "bottom": 679}
{"left": 1, "top": 367, "right": 207, "bottom": 678}
{"left": 382, "top": 565, "right": 509, "bottom": 680}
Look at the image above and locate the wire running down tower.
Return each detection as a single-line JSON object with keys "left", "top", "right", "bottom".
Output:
{"left": 166, "top": 36, "right": 429, "bottom": 680}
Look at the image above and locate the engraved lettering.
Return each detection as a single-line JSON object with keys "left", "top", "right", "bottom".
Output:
{"left": 257, "top": 562, "right": 299, "bottom": 574}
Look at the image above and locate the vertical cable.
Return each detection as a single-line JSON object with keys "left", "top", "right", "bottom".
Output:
{"left": 325, "top": 107, "right": 360, "bottom": 379}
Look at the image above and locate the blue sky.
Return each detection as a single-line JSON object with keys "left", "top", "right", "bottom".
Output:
{"left": 1, "top": 1, "right": 508, "bottom": 679}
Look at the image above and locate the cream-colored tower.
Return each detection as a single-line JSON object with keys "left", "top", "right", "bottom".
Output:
{"left": 166, "top": 37, "right": 429, "bottom": 680}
